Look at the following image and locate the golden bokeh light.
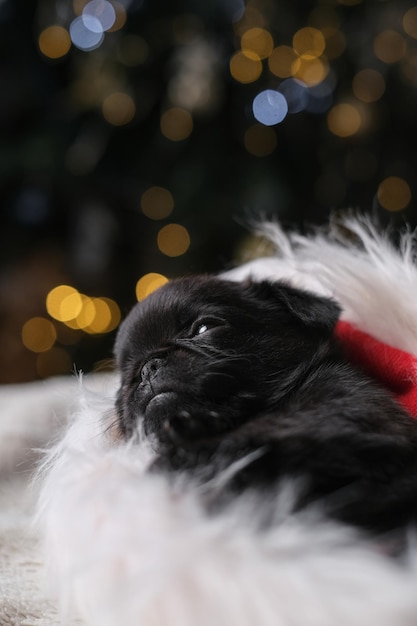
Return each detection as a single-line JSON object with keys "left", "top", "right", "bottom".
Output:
{"left": 374, "top": 30, "right": 406, "bottom": 64}
{"left": 136, "top": 273, "right": 169, "bottom": 301}
{"left": 241, "top": 27, "right": 274, "bottom": 60}
{"left": 160, "top": 107, "right": 193, "bottom": 141}
{"left": 403, "top": 7, "right": 417, "bottom": 39}
{"left": 36, "top": 347, "right": 73, "bottom": 378}
{"left": 377, "top": 176, "right": 411, "bottom": 211}
{"left": 38, "top": 25, "right": 71, "bottom": 59}
{"left": 352, "top": 69, "right": 385, "bottom": 103}
{"left": 22, "top": 317, "right": 57, "bottom": 353}
{"left": 292, "top": 56, "right": 329, "bottom": 86}
{"left": 229, "top": 51, "right": 262, "bottom": 83}
{"left": 244, "top": 124, "right": 277, "bottom": 157}
{"left": 157, "top": 224, "right": 191, "bottom": 257}
{"left": 46, "top": 285, "right": 121, "bottom": 334}
{"left": 141, "top": 186, "right": 174, "bottom": 220}
{"left": 46, "top": 285, "right": 82, "bottom": 322}
{"left": 293, "top": 27, "right": 326, "bottom": 59}
{"left": 268, "top": 46, "right": 298, "bottom": 78}
{"left": 327, "top": 103, "right": 362, "bottom": 137}
{"left": 102, "top": 92, "right": 136, "bottom": 126}
{"left": 102, "top": 298, "right": 122, "bottom": 332}
{"left": 72, "top": 0, "right": 88, "bottom": 15}
{"left": 83, "top": 298, "right": 119, "bottom": 334}
{"left": 72, "top": 294, "right": 96, "bottom": 330}
{"left": 107, "top": 1, "right": 127, "bottom": 32}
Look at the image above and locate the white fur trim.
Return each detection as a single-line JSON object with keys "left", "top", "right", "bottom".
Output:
{"left": 37, "top": 384, "right": 417, "bottom": 626}
{"left": 224, "top": 216, "right": 417, "bottom": 355}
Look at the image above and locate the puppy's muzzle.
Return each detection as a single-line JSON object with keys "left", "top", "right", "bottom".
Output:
{"left": 141, "top": 357, "right": 163, "bottom": 383}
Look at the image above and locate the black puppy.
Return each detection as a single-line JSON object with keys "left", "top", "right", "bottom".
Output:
{"left": 115, "top": 276, "right": 417, "bottom": 533}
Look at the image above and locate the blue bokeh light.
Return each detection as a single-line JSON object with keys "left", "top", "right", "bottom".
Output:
{"left": 70, "top": 16, "right": 104, "bottom": 51}
{"left": 252, "top": 90, "right": 288, "bottom": 126}
{"left": 83, "top": 0, "right": 116, "bottom": 33}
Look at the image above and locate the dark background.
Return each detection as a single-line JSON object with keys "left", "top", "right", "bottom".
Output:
{"left": 1, "top": 0, "right": 416, "bottom": 383}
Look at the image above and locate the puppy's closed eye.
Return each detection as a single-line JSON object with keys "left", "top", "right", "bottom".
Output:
{"left": 189, "top": 317, "right": 226, "bottom": 338}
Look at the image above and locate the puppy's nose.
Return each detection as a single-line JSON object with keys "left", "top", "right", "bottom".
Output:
{"left": 141, "top": 357, "right": 163, "bottom": 383}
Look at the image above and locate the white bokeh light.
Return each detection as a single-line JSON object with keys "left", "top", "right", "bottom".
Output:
{"left": 70, "top": 16, "right": 104, "bottom": 51}
{"left": 252, "top": 90, "right": 288, "bottom": 126}
{"left": 82, "top": 0, "right": 116, "bottom": 33}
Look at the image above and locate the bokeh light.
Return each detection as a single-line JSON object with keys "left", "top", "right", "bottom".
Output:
{"left": 377, "top": 176, "right": 411, "bottom": 211}
{"left": 352, "top": 69, "right": 385, "bottom": 103}
{"left": 160, "top": 108, "right": 193, "bottom": 141}
{"left": 141, "top": 186, "right": 174, "bottom": 220}
{"left": 73, "top": 0, "right": 89, "bottom": 15}
{"left": 327, "top": 102, "right": 362, "bottom": 137}
{"left": 293, "top": 27, "right": 326, "bottom": 59}
{"left": 292, "top": 56, "right": 329, "bottom": 86}
{"left": 82, "top": 0, "right": 116, "bottom": 32}
{"left": 244, "top": 124, "right": 277, "bottom": 157}
{"left": 69, "top": 15, "right": 104, "bottom": 51}
{"left": 268, "top": 45, "right": 298, "bottom": 78}
{"left": 46, "top": 285, "right": 83, "bottom": 322}
{"left": 374, "top": 30, "right": 406, "bottom": 64}
{"left": 45, "top": 285, "right": 120, "bottom": 334}
{"left": 241, "top": 27, "right": 274, "bottom": 60}
{"left": 102, "top": 92, "right": 136, "bottom": 126}
{"left": 252, "top": 90, "right": 288, "bottom": 126}
{"left": 136, "top": 273, "right": 169, "bottom": 301}
{"left": 157, "top": 224, "right": 191, "bottom": 257}
{"left": 68, "top": 294, "right": 96, "bottom": 329}
{"left": 83, "top": 298, "right": 121, "bottom": 334}
{"left": 38, "top": 26, "right": 71, "bottom": 59}
{"left": 230, "top": 50, "right": 262, "bottom": 83}
{"left": 107, "top": 1, "right": 127, "bottom": 32}
{"left": 403, "top": 7, "right": 417, "bottom": 39}
{"left": 22, "top": 318, "right": 57, "bottom": 353}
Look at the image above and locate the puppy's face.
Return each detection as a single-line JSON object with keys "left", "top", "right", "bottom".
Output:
{"left": 115, "top": 276, "right": 340, "bottom": 443}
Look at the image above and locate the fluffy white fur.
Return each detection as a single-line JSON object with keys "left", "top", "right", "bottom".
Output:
{"left": 36, "top": 216, "right": 417, "bottom": 626}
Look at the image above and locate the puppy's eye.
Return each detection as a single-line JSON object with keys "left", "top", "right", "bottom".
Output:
{"left": 191, "top": 317, "right": 224, "bottom": 337}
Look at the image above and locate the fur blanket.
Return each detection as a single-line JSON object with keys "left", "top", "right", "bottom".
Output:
{"left": 3, "top": 216, "right": 417, "bottom": 626}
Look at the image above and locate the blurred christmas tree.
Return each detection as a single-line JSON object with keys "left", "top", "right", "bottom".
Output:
{"left": 0, "top": 0, "right": 416, "bottom": 382}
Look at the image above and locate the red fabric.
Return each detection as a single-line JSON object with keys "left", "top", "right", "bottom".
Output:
{"left": 334, "top": 320, "right": 417, "bottom": 420}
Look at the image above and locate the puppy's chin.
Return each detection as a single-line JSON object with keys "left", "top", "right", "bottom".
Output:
{"left": 141, "top": 389, "right": 259, "bottom": 447}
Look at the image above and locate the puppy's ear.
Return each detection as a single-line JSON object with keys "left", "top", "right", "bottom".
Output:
{"left": 243, "top": 280, "right": 341, "bottom": 332}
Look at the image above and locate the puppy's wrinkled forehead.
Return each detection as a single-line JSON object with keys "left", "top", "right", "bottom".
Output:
{"left": 114, "top": 274, "right": 340, "bottom": 368}
{"left": 114, "top": 276, "right": 245, "bottom": 364}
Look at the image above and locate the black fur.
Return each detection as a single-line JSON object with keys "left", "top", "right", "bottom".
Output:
{"left": 115, "top": 276, "right": 417, "bottom": 534}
